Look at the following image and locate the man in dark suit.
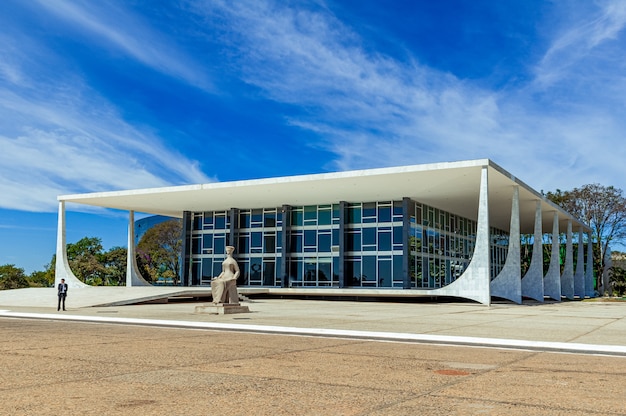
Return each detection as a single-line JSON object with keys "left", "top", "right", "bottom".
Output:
{"left": 57, "top": 278, "right": 68, "bottom": 311}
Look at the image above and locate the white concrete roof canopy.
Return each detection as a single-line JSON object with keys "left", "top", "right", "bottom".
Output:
{"left": 59, "top": 159, "right": 590, "bottom": 234}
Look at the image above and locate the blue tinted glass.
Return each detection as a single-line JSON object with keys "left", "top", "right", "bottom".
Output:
{"left": 292, "top": 210, "right": 303, "bottom": 226}
{"left": 238, "top": 235, "right": 249, "bottom": 253}
{"left": 363, "top": 202, "right": 376, "bottom": 218}
{"left": 264, "top": 235, "right": 275, "bottom": 253}
{"left": 192, "top": 237, "right": 201, "bottom": 254}
{"left": 250, "top": 258, "right": 262, "bottom": 282}
{"left": 318, "top": 233, "right": 331, "bottom": 252}
{"left": 240, "top": 212, "right": 250, "bottom": 228}
{"left": 362, "top": 256, "right": 376, "bottom": 282}
{"left": 363, "top": 228, "right": 376, "bottom": 245}
{"left": 346, "top": 259, "right": 360, "bottom": 286}
{"left": 215, "top": 216, "right": 226, "bottom": 229}
{"left": 212, "top": 260, "right": 222, "bottom": 277}
{"left": 290, "top": 234, "right": 302, "bottom": 252}
{"left": 348, "top": 232, "right": 361, "bottom": 251}
{"left": 318, "top": 209, "right": 331, "bottom": 225}
{"left": 393, "top": 226, "right": 403, "bottom": 245}
{"left": 264, "top": 212, "right": 276, "bottom": 227}
{"left": 393, "top": 255, "right": 403, "bottom": 283}
{"left": 378, "top": 206, "right": 391, "bottom": 222}
{"left": 378, "top": 259, "right": 392, "bottom": 287}
{"left": 202, "top": 258, "right": 212, "bottom": 279}
{"left": 214, "top": 237, "right": 225, "bottom": 254}
{"left": 202, "top": 234, "right": 213, "bottom": 249}
{"left": 263, "top": 261, "right": 275, "bottom": 285}
{"left": 393, "top": 201, "right": 403, "bottom": 218}
{"left": 304, "top": 206, "right": 317, "bottom": 222}
{"left": 251, "top": 232, "right": 262, "bottom": 248}
{"left": 192, "top": 262, "right": 201, "bottom": 282}
{"left": 252, "top": 209, "right": 263, "bottom": 224}
{"left": 202, "top": 259, "right": 213, "bottom": 280}
{"left": 289, "top": 259, "right": 302, "bottom": 284}
{"left": 378, "top": 231, "right": 392, "bottom": 251}
{"left": 193, "top": 215, "right": 202, "bottom": 230}
{"left": 318, "top": 261, "right": 331, "bottom": 284}
{"left": 348, "top": 206, "right": 361, "bottom": 224}
{"left": 304, "top": 230, "right": 316, "bottom": 247}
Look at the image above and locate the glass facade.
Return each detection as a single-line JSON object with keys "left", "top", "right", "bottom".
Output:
{"left": 186, "top": 199, "right": 508, "bottom": 289}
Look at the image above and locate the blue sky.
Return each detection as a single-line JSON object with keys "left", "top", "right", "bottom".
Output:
{"left": 1, "top": 0, "right": 626, "bottom": 273}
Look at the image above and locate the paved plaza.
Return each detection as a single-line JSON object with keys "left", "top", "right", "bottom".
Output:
{"left": 1, "top": 288, "right": 626, "bottom": 415}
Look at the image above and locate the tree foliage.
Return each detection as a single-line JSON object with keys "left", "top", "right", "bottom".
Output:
{"left": 28, "top": 270, "right": 53, "bottom": 287}
{"left": 0, "top": 264, "right": 29, "bottom": 290}
{"left": 66, "top": 237, "right": 107, "bottom": 285}
{"left": 609, "top": 251, "right": 626, "bottom": 297}
{"left": 136, "top": 219, "right": 182, "bottom": 284}
{"left": 102, "top": 246, "right": 128, "bottom": 286}
{"left": 545, "top": 184, "right": 626, "bottom": 294}
{"left": 43, "top": 238, "right": 128, "bottom": 286}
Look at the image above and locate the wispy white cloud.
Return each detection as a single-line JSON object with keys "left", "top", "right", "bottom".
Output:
{"left": 2, "top": 0, "right": 625, "bottom": 219}
{"left": 188, "top": 0, "right": 626, "bottom": 192}
{"left": 0, "top": 18, "right": 213, "bottom": 212}
{"left": 535, "top": 0, "right": 626, "bottom": 87}
{"left": 189, "top": 1, "right": 502, "bottom": 157}
{"left": 33, "top": 0, "right": 212, "bottom": 91}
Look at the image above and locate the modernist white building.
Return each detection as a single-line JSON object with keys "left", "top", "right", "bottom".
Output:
{"left": 55, "top": 159, "right": 595, "bottom": 305}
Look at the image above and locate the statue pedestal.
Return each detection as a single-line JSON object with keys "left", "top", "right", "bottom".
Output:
{"left": 195, "top": 303, "right": 250, "bottom": 315}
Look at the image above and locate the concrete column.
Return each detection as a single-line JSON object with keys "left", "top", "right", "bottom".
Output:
{"left": 180, "top": 211, "right": 192, "bottom": 286}
{"left": 126, "top": 210, "right": 152, "bottom": 287}
{"left": 280, "top": 205, "right": 291, "bottom": 288}
{"left": 585, "top": 233, "right": 595, "bottom": 297}
{"left": 434, "top": 166, "right": 491, "bottom": 305}
{"left": 338, "top": 201, "right": 347, "bottom": 288}
{"left": 54, "top": 201, "right": 88, "bottom": 288}
{"left": 402, "top": 197, "right": 412, "bottom": 289}
{"left": 544, "top": 212, "right": 561, "bottom": 301}
{"left": 561, "top": 221, "right": 575, "bottom": 300}
{"left": 521, "top": 200, "right": 544, "bottom": 302}
{"left": 573, "top": 227, "right": 585, "bottom": 298}
{"left": 490, "top": 186, "right": 521, "bottom": 303}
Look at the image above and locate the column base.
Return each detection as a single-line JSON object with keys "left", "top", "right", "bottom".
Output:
{"left": 194, "top": 303, "right": 250, "bottom": 315}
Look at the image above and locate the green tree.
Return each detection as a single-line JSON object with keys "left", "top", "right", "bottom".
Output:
{"left": 136, "top": 219, "right": 182, "bottom": 284}
{"left": 28, "top": 270, "right": 53, "bottom": 287}
{"left": 66, "top": 237, "right": 107, "bottom": 285}
{"left": 44, "top": 242, "right": 127, "bottom": 286}
{"left": 545, "top": 184, "right": 626, "bottom": 294}
{"left": 0, "top": 264, "right": 29, "bottom": 290}
{"left": 102, "top": 246, "right": 127, "bottom": 286}
{"left": 609, "top": 251, "right": 626, "bottom": 297}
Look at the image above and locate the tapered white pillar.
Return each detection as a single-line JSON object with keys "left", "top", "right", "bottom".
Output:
{"left": 521, "top": 200, "right": 544, "bottom": 302}
{"left": 491, "top": 186, "right": 521, "bottom": 303}
{"left": 544, "top": 212, "right": 561, "bottom": 301}
{"left": 561, "top": 220, "right": 575, "bottom": 300}
{"left": 433, "top": 166, "right": 491, "bottom": 305}
{"left": 127, "top": 210, "right": 152, "bottom": 287}
{"left": 55, "top": 201, "right": 89, "bottom": 288}
{"left": 574, "top": 228, "right": 585, "bottom": 298}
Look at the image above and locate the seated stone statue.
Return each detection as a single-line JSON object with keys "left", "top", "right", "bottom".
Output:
{"left": 211, "top": 245, "right": 240, "bottom": 304}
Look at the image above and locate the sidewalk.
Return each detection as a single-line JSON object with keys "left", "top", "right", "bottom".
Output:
{"left": 1, "top": 288, "right": 626, "bottom": 355}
